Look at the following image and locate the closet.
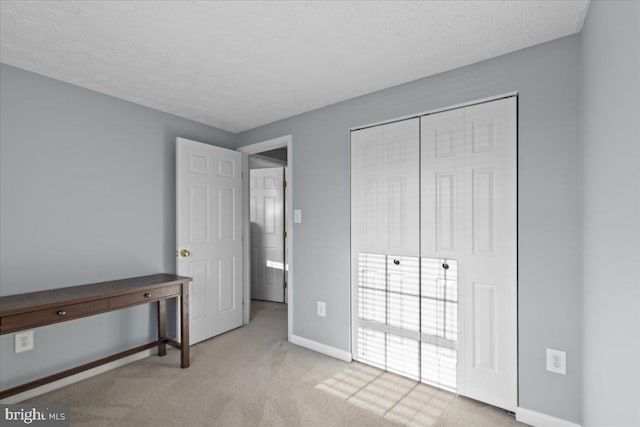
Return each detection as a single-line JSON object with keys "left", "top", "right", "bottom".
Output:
{"left": 350, "top": 96, "right": 517, "bottom": 411}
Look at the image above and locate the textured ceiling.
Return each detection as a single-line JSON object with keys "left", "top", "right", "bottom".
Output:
{"left": 0, "top": 1, "right": 590, "bottom": 133}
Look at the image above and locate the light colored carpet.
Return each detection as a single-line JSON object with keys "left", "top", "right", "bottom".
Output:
{"left": 26, "top": 301, "right": 524, "bottom": 426}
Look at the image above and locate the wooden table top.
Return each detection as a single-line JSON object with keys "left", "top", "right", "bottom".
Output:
{"left": 0, "top": 273, "right": 192, "bottom": 317}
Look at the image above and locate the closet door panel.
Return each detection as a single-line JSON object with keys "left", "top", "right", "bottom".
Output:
{"left": 351, "top": 119, "right": 419, "bottom": 256}
{"left": 387, "top": 255, "right": 420, "bottom": 332}
{"left": 421, "top": 97, "right": 516, "bottom": 411}
{"left": 357, "top": 327, "right": 386, "bottom": 370}
{"left": 461, "top": 98, "right": 517, "bottom": 411}
{"left": 350, "top": 118, "right": 420, "bottom": 373}
{"left": 387, "top": 333, "right": 420, "bottom": 380}
{"left": 382, "top": 119, "right": 420, "bottom": 256}
{"left": 421, "top": 109, "right": 465, "bottom": 259}
{"left": 351, "top": 126, "right": 387, "bottom": 252}
{"left": 358, "top": 252, "right": 387, "bottom": 325}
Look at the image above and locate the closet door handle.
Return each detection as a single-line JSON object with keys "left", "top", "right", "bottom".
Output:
{"left": 393, "top": 259, "right": 400, "bottom": 265}
{"left": 442, "top": 263, "right": 449, "bottom": 270}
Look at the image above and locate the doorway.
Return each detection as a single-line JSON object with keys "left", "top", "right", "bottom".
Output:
{"left": 238, "top": 136, "right": 293, "bottom": 340}
{"left": 249, "top": 155, "right": 286, "bottom": 303}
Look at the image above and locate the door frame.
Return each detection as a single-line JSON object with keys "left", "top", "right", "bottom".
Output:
{"left": 238, "top": 135, "right": 293, "bottom": 340}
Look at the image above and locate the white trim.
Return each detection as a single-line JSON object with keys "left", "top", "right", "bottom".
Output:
{"left": 516, "top": 407, "right": 581, "bottom": 427}
{"left": 348, "top": 129, "right": 355, "bottom": 362}
{"left": 237, "top": 135, "right": 291, "bottom": 155}
{"left": 238, "top": 135, "right": 294, "bottom": 340}
{"left": 241, "top": 152, "right": 251, "bottom": 326}
{"left": 290, "top": 334, "right": 352, "bottom": 363}
{"left": 0, "top": 349, "right": 155, "bottom": 404}
{"left": 350, "top": 91, "right": 518, "bottom": 131}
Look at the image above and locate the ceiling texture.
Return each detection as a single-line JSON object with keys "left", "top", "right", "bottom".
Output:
{"left": 0, "top": 1, "right": 590, "bottom": 133}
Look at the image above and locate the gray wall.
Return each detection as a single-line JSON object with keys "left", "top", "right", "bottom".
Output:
{"left": 237, "top": 36, "right": 583, "bottom": 421}
{"left": 0, "top": 63, "right": 235, "bottom": 390}
{"left": 581, "top": 2, "right": 640, "bottom": 426}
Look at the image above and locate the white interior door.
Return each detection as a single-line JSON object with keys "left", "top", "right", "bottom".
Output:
{"left": 421, "top": 97, "right": 517, "bottom": 411}
{"left": 249, "top": 167, "right": 285, "bottom": 302}
{"left": 176, "top": 137, "right": 243, "bottom": 345}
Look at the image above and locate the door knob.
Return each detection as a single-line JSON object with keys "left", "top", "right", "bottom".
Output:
{"left": 180, "top": 249, "right": 191, "bottom": 257}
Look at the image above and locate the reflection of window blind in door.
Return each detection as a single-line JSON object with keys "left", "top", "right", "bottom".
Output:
{"left": 356, "top": 253, "right": 458, "bottom": 391}
{"left": 421, "top": 257, "right": 458, "bottom": 390}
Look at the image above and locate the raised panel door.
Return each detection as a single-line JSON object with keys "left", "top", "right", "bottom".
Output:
{"left": 249, "top": 167, "right": 285, "bottom": 302}
{"left": 176, "top": 137, "right": 243, "bottom": 345}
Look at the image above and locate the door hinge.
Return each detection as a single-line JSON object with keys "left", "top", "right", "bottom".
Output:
{"left": 283, "top": 180, "right": 287, "bottom": 188}
{"left": 283, "top": 231, "right": 287, "bottom": 239}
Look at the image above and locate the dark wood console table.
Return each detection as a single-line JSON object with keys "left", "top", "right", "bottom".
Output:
{"left": 0, "top": 273, "right": 191, "bottom": 399}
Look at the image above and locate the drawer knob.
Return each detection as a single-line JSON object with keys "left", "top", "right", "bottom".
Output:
{"left": 57, "top": 310, "right": 67, "bottom": 316}
{"left": 144, "top": 293, "right": 152, "bottom": 298}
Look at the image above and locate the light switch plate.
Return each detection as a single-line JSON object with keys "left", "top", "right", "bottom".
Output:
{"left": 294, "top": 209, "right": 302, "bottom": 223}
{"left": 317, "top": 301, "right": 326, "bottom": 317}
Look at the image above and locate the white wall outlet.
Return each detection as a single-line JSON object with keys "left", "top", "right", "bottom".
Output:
{"left": 294, "top": 209, "right": 302, "bottom": 223}
{"left": 546, "top": 348, "right": 566, "bottom": 375}
{"left": 15, "top": 330, "right": 34, "bottom": 353}
{"left": 317, "top": 301, "right": 326, "bottom": 317}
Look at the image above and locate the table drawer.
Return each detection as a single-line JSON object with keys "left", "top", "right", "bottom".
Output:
{"left": 109, "top": 284, "right": 180, "bottom": 309}
{"left": 1, "top": 300, "right": 109, "bottom": 332}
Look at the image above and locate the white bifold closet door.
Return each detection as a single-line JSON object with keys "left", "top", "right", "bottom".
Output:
{"left": 351, "top": 96, "right": 517, "bottom": 412}
{"left": 351, "top": 118, "right": 421, "bottom": 380}
{"left": 421, "top": 97, "right": 517, "bottom": 410}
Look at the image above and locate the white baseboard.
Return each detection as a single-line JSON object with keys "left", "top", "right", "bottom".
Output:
{"left": 516, "top": 407, "right": 581, "bottom": 427}
{"left": 0, "top": 349, "right": 155, "bottom": 404}
{"left": 289, "top": 334, "right": 352, "bottom": 362}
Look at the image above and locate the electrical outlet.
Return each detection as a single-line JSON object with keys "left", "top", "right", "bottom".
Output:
{"left": 15, "top": 330, "right": 34, "bottom": 353}
{"left": 317, "top": 301, "right": 326, "bottom": 317}
{"left": 546, "top": 348, "right": 566, "bottom": 375}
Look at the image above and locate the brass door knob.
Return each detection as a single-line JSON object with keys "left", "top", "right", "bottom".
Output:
{"left": 180, "top": 249, "right": 191, "bottom": 258}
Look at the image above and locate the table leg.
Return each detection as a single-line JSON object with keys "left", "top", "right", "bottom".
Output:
{"left": 157, "top": 299, "right": 167, "bottom": 356}
{"left": 180, "top": 281, "right": 190, "bottom": 368}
